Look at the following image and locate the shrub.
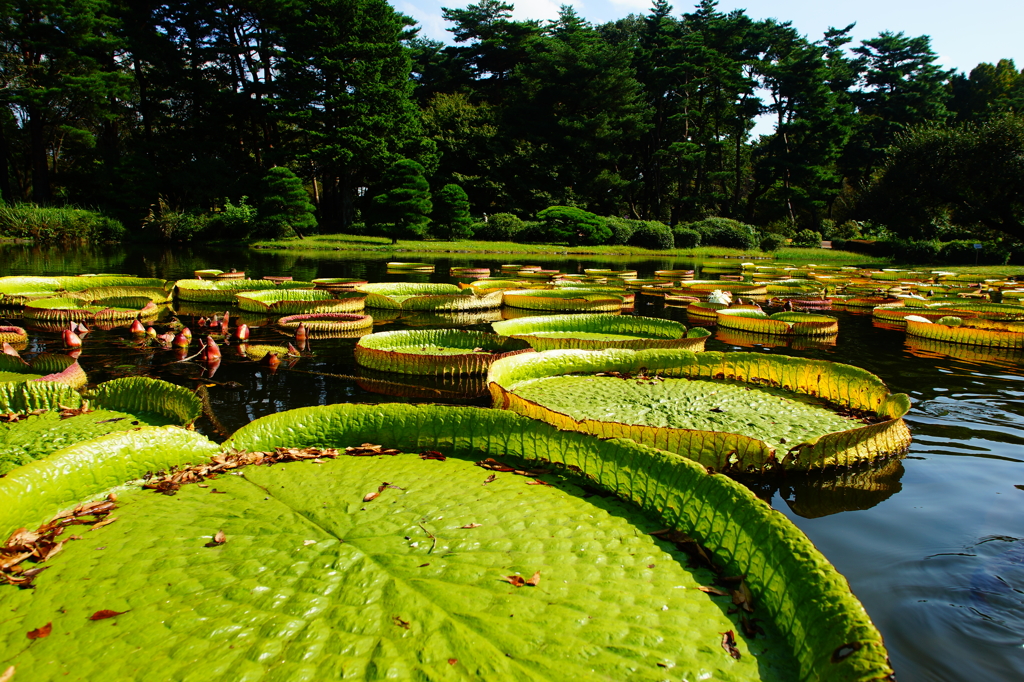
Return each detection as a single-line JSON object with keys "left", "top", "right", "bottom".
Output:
{"left": 686, "top": 217, "right": 759, "bottom": 250}
{"left": 208, "top": 197, "right": 257, "bottom": 239}
{"left": 140, "top": 199, "right": 211, "bottom": 241}
{"left": 474, "top": 213, "right": 525, "bottom": 241}
{"left": 605, "top": 217, "right": 636, "bottom": 246}
{"left": 536, "top": 206, "right": 611, "bottom": 246}
{"left": 877, "top": 238, "right": 942, "bottom": 263}
{"left": 940, "top": 240, "right": 1011, "bottom": 265}
{"left": 793, "top": 229, "right": 823, "bottom": 248}
{"left": 628, "top": 220, "right": 674, "bottom": 250}
{"left": 759, "top": 233, "right": 787, "bottom": 252}
{"left": 833, "top": 220, "right": 862, "bottom": 239}
{"left": 819, "top": 219, "right": 836, "bottom": 239}
{"left": 673, "top": 227, "right": 701, "bottom": 248}
{"left": 513, "top": 221, "right": 548, "bottom": 243}
{"left": 0, "top": 203, "right": 126, "bottom": 243}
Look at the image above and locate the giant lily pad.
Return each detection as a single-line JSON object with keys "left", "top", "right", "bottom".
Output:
{"left": 488, "top": 349, "right": 911, "bottom": 471}
{"left": 0, "top": 377, "right": 202, "bottom": 475}
{"left": 0, "top": 353, "right": 86, "bottom": 388}
{"left": 0, "top": 276, "right": 63, "bottom": 305}
{"left": 906, "top": 318, "right": 1024, "bottom": 349}
{"left": 357, "top": 282, "right": 503, "bottom": 311}
{"left": 276, "top": 312, "right": 374, "bottom": 335}
{"left": 22, "top": 297, "right": 159, "bottom": 322}
{"left": 235, "top": 288, "right": 367, "bottom": 315}
{"left": 355, "top": 329, "right": 532, "bottom": 375}
{"left": 502, "top": 289, "right": 626, "bottom": 312}
{"left": 0, "top": 404, "right": 892, "bottom": 680}
{"left": 174, "top": 279, "right": 311, "bottom": 303}
{"left": 716, "top": 309, "right": 839, "bottom": 336}
{"left": 492, "top": 313, "right": 710, "bottom": 351}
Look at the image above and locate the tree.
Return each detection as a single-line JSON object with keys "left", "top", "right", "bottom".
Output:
{"left": 844, "top": 31, "right": 952, "bottom": 184}
{"left": 860, "top": 114, "right": 1024, "bottom": 241}
{"left": 536, "top": 205, "right": 610, "bottom": 245}
{"left": 369, "top": 159, "right": 432, "bottom": 244}
{"left": 259, "top": 167, "right": 317, "bottom": 239}
{"left": 432, "top": 184, "right": 473, "bottom": 240}
{"left": 949, "top": 59, "right": 1024, "bottom": 123}
{"left": 273, "top": 0, "right": 435, "bottom": 230}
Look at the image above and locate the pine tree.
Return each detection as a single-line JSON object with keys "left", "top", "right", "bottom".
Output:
{"left": 259, "top": 167, "right": 317, "bottom": 239}
{"left": 369, "top": 159, "right": 432, "bottom": 244}
{"left": 432, "top": 184, "right": 473, "bottom": 240}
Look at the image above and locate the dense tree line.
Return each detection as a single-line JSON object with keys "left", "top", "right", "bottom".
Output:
{"left": 0, "top": 0, "right": 1021, "bottom": 242}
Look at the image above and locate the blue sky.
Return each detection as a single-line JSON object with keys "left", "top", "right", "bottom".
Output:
{"left": 396, "top": 0, "right": 1024, "bottom": 75}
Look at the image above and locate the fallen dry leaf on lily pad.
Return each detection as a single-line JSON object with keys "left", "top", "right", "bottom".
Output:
{"left": 502, "top": 571, "right": 541, "bottom": 587}
{"left": 90, "top": 609, "right": 128, "bottom": 621}
{"left": 26, "top": 623, "right": 51, "bottom": 640}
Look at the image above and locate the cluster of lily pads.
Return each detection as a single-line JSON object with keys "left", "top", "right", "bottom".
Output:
{"left": 0, "top": 266, "right": 914, "bottom": 680}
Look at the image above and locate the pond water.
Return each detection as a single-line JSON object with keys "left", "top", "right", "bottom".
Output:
{"left": 3, "top": 242, "right": 1023, "bottom": 682}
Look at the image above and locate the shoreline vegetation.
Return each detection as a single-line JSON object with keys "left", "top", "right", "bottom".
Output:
{"left": 250, "top": 233, "right": 884, "bottom": 264}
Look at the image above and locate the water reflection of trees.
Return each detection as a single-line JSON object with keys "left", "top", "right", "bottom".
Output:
{"left": 740, "top": 458, "right": 905, "bottom": 518}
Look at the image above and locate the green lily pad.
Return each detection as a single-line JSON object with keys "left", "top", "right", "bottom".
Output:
{"left": 0, "top": 404, "right": 893, "bottom": 680}
{"left": 509, "top": 375, "right": 856, "bottom": 447}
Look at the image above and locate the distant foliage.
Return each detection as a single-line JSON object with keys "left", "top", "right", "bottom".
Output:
{"left": 672, "top": 227, "right": 701, "bottom": 248}
{"left": 536, "top": 206, "right": 611, "bottom": 245}
{"left": 0, "top": 204, "right": 125, "bottom": 243}
{"left": 686, "top": 218, "right": 759, "bottom": 250}
{"left": 628, "top": 220, "right": 674, "bottom": 250}
{"left": 259, "top": 167, "right": 318, "bottom": 239}
{"left": 432, "top": 184, "right": 473, "bottom": 240}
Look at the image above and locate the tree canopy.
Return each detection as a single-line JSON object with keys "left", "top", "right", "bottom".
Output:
{"left": 0, "top": 0, "right": 1020, "bottom": 243}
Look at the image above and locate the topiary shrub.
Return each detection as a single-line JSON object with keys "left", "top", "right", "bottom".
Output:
{"left": 367, "top": 159, "right": 432, "bottom": 244}
{"left": 628, "top": 220, "right": 674, "bottom": 250}
{"left": 673, "top": 227, "right": 701, "bottom": 249}
{"left": 431, "top": 184, "right": 473, "bottom": 240}
{"left": 536, "top": 206, "right": 611, "bottom": 246}
{"left": 474, "top": 213, "right": 525, "bottom": 242}
{"left": 793, "top": 229, "right": 823, "bottom": 248}
{"left": 686, "top": 217, "right": 759, "bottom": 250}
{"left": 259, "top": 167, "right": 318, "bottom": 239}
{"left": 760, "top": 233, "right": 787, "bottom": 252}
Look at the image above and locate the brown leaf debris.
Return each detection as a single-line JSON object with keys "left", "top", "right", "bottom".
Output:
{"left": 89, "top": 610, "right": 128, "bottom": 621}
{"left": 721, "top": 630, "right": 741, "bottom": 659}
{"left": 26, "top": 623, "right": 51, "bottom": 640}
{"left": 2, "top": 494, "right": 118, "bottom": 588}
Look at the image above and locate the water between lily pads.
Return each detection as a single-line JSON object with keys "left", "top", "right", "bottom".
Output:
{"left": 3, "top": 242, "right": 1024, "bottom": 682}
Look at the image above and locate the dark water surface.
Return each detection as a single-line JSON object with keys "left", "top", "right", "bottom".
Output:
{"left": 4, "top": 242, "right": 1023, "bottom": 682}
